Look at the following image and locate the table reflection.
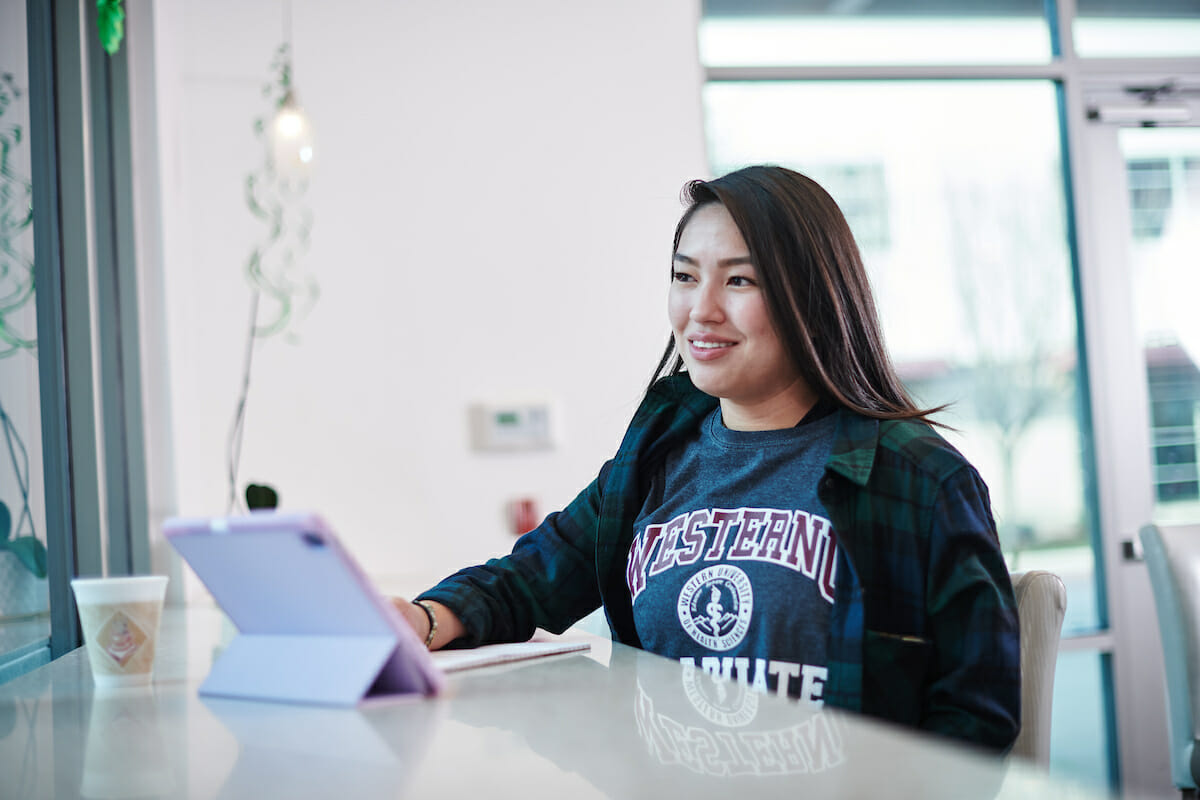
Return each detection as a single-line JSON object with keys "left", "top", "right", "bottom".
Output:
{"left": 202, "top": 694, "right": 444, "bottom": 798}
{"left": 81, "top": 687, "right": 176, "bottom": 799}
{"left": 635, "top": 660, "right": 847, "bottom": 778}
{"left": 444, "top": 644, "right": 1009, "bottom": 799}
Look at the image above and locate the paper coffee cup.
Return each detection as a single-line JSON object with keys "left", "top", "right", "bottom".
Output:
{"left": 71, "top": 576, "right": 169, "bottom": 688}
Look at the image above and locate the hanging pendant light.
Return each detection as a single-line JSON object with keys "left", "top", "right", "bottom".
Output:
{"left": 268, "top": 1, "right": 313, "bottom": 179}
{"left": 270, "top": 87, "right": 314, "bottom": 176}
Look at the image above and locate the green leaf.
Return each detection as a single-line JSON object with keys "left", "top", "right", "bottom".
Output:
{"left": 6, "top": 536, "right": 47, "bottom": 579}
{"left": 0, "top": 501, "right": 10, "bottom": 542}
{"left": 245, "top": 483, "right": 279, "bottom": 511}
{"left": 97, "top": 0, "right": 125, "bottom": 56}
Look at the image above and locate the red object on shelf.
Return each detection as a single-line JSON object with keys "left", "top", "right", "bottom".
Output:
{"left": 510, "top": 498, "right": 539, "bottom": 536}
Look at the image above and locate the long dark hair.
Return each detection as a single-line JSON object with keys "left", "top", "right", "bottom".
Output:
{"left": 650, "top": 165, "right": 943, "bottom": 424}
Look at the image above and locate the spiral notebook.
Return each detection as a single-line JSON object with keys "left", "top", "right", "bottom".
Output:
{"left": 432, "top": 638, "right": 591, "bottom": 673}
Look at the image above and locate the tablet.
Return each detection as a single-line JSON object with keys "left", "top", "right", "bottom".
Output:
{"left": 165, "top": 510, "right": 444, "bottom": 705}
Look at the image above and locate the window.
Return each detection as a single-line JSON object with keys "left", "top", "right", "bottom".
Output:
{"left": 1, "top": 0, "right": 151, "bottom": 683}
{"left": 1074, "top": 0, "right": 1200, "bottom": 58}
{"left": 0, "top": 0, "right": 50, "bottom": 682}
{"left": 700, "top": 0, "right": 1051, "bottom": 67}
{"left": 1127, "top": 158, "right": 1174, "bottom": 239}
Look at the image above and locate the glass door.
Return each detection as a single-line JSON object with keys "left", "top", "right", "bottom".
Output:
{"left": 1076, "top": 93, "right": 1200, "bottom": 795}
{"left": 1123, "top": 127, "right": 1200, "bottom": 523}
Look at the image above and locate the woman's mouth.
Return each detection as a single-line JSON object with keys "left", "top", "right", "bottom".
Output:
{"left": 687, "top": 337, "right": 736, "bottom": 360}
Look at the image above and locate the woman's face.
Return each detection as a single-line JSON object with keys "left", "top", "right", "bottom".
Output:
{"left": 669, "top": 203, "right": 814, "bottom": 430}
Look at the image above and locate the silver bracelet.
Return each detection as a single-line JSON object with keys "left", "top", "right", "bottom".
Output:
{"left": 415, "top": 600, "right": 437, "bottom": 649}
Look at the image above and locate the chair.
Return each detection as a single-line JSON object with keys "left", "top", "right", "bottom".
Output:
{"left": 1139, "top": 523, "right": 1200, "bottom": 792}
{"left": 1009, "top": 570, "right": 1068, "bottom": 767}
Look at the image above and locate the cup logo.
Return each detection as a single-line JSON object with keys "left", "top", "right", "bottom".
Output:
{"left": 96, "top": 610, "right": 148, "bottom": 668}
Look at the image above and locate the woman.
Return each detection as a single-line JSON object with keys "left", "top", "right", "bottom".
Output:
{"left": 396, "top": 165, "right": 1020, "bottom": 752}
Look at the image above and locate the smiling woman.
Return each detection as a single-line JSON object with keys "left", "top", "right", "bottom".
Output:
{"left": 653, "top": 167, "right": 943, "bottom": 431}
{"left": 397, "top": 165, "right": 1021, "bottom": 754}
{"left": 668, "top": 203, "right": 812, "bottom": 431}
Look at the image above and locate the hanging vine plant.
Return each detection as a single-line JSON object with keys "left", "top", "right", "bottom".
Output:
{"left": 96, "top": 0, "right": 125, "bottom": 56}
{"left": 0, "top": 74, "right": 44, "bottom": 580}
{"left": 0, "top": 73, "right": 35, "bottom": 359}
{"left": 244, "top": 41, "right": 317, "bottom": 340}
{"left": 227, "top": 28, "right": 317, "bottom": 513}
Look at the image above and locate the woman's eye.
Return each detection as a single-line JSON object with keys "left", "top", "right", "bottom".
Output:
{"left": 672, "top": 271, "right": 695, "bottom": 283}
{"left": 728, "top": 275, "right": 756, "bottom": 287}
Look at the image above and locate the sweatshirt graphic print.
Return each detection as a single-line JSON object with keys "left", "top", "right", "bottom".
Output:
{"left": 628, "top": 407, "right": 838, "bottom": 705}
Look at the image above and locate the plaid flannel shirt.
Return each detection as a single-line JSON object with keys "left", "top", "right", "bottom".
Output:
{"left": 420, "top": 374, "right": 1020, "bottom": 752}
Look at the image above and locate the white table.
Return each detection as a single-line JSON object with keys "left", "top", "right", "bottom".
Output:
{"left": 0, "top": 606, "right": 1110, "bottom": 799}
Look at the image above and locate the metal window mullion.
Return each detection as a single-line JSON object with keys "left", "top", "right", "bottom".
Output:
{"left": 108, "top": 31, "right": 151, "bottom": 576}
{"left": 87, "top": 10, "right": 126, "bottom": 577}
{"left": 26, "top": 0, "right": 73, "bottom": 659}
{"left": 27, "top": 0, "right": 106, "bottom": 658}
{"left": 53, "top": 1, "right": 105, "bottom": 585}
{"left": 1074, "top": 57, "right": 1200, "bottom": 82}
{"left": 85, "top": 5, "right": 126, "bottom": 577}
{"left": 705, "top": 63, "right": 1198, "bottom": 88}
{"left": 97, "top": 12, "right": 148, "bottom": 575}
{"left": 705, "top": 62, "right": 1072, "bottom": 82}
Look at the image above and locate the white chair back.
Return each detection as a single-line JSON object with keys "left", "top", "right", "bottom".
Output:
{"left": 1140, "top": 523, "right": 1200, "bottom": 791}
{"left": 1009, "top": 570, "right": 1067, "bottom": 767}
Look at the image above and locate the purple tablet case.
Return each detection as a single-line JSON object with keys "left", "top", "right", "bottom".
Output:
{"left": 164, "top": 510, "right": 444, "bottom": 705}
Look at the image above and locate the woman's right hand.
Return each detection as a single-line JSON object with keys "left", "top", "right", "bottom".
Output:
{"left": 390, "top": 597, "right": 464, "bottom": 650}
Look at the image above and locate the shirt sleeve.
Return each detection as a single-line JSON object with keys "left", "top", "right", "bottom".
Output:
{"left": 416, "top": 462, "right": 612, "bottom": 648}
{"left": 920, "top": 465, "right": 1022, "bottom": 752}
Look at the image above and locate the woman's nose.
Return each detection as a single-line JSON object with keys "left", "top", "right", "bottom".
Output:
{"left": 690, "top": 282, "right": 724, "bottom": 323}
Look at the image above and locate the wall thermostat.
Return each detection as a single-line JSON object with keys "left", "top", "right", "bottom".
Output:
{"left": 468, "top": 402, "right": 557, "bottom": 452}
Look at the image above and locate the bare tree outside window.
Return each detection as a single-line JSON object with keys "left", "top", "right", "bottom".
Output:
{"left": 943, "top": 171, "right": 1079, "bottom": 558}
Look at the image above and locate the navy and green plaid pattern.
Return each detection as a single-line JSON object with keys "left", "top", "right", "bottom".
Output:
{"left": 420, "top": 373, "right": 1019, "bottom": 752}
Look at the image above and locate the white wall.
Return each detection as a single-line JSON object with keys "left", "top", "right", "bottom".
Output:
{"left": 142, "top": 0, "right": 708, "bottom": 597}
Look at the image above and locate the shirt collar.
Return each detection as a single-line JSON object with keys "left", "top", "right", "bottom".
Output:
{"left": 826, "top": 410, "right": 880, "bottom": 488}
{"left": 650, "top": 372, "right": 882, "bottom": 488}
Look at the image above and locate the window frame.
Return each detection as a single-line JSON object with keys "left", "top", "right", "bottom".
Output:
{"left": 18, "top": 0, "right": 149, "bottom": 668}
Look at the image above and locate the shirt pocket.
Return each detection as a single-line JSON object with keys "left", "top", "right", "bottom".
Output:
{"left": 863, "top": 630, "right": 932, "bottom": 726}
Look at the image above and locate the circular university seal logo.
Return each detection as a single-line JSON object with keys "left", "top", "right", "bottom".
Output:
{"left": 677, "top": 564, "right": 753, "bottom": 651}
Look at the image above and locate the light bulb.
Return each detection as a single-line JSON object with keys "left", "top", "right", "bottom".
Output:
{"left": 274, "top": 108, "right": 305, "bottom": 140}
{"left": 268, "top": 90, "right": 314, "bottom": 178}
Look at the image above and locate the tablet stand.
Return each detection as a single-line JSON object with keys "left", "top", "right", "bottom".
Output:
{"left": 201, "top": 632, "right": 435, "bottom": 706}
